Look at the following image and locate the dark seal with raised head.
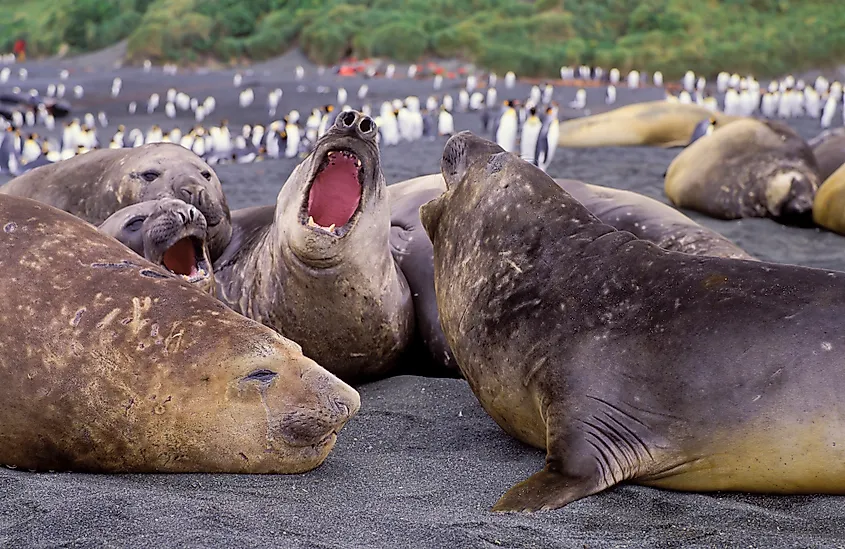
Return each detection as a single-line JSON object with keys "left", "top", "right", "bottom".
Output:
{"left": 421, "top": 131, "right": 845, "bottom": 512}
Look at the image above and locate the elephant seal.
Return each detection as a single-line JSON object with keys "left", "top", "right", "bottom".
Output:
{"left": 557, "top": 101, "right": 739, "bottom": 148}
{"left": 98, "top": 198, "right": 215, "bottom": 294}
{"left": 0, "top": 143, "right": 232, "bottom": 260}
{"left": 555, "top": 179, "right": 755, "bottom": 260}
{"left": 665, "top": 118, "right": 820, "bottom": 226}
{"left": 813, "top": 163, "right": 845, "bottom": 235}
{"left": 0, "top": 193, "right": 359, "bottom": 473}
{"left": 809, "top": 128, "right": 845, "bottom": 182}
{"left": 421, "top": 131, "right": 845, "bottom": 512}
{"left": 388, "top": 174, "right": 754, "bottom": 374}
{"left": 214, "top": 110, "right": 415, "bottom": 383}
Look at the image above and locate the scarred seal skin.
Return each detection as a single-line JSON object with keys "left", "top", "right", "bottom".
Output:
{"left": 421, "top": 131, "right": 845, "bottom": 513}
{"left": 0, "top": 194, "right": 359, "bottom": 473}
{"left": 0, "top": 142, "right": 232, "bottom": 261}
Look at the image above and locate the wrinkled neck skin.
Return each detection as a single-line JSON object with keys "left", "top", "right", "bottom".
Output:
{"left": 238, "top": 157, "right": 414, "bottom": 383}
{"left": 426, "top": 161, "right": 648, "bottom": 441}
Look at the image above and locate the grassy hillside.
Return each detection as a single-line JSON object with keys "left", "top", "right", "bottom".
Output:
{"left": 0, "top": 0, "right": 843, "bottom": 79}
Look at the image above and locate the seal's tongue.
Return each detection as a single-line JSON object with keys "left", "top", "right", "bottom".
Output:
{"left": 308, "top": 151, "right": 362, "bottom": 228}
{"left": 163, "top": 238, "right": 198, "bottom": 277}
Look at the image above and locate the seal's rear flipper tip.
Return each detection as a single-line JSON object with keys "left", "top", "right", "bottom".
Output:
{"left": 490, "top": 467, "right": 603, "bottom": 513}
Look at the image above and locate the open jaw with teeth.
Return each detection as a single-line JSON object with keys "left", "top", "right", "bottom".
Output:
{"left": 303, "top": 149, "right": 363, "bottom": 236}
{"left": 160, "top": 235, "right": 212, "bottom": 284}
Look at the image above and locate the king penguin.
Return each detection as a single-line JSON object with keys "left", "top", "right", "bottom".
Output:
{"left": 495, "top": 101, "right": 518, "bottom": 153}
{"left": 534, "top": 105, "right": 560, "bottom": 172}
{"left": 519, "top": 107, "right": 543, "bottom": 164}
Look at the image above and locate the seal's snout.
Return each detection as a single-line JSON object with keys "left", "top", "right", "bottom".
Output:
{"left": 331, "top": 110, "right": 377, "bottom": 143}
{"left": 337, "top": 110, "right": 357, "bottom": 130}
{"left": 356, "top": 115, "right": 377, "bottom": 140}
{"left": 175, "top": 204, "right": 200, "bottom": 226}
{"left": 271, "top": 361, "right": 361, "bottom": 448}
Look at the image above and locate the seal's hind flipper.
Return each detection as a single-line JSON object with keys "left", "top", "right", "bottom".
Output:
{"left": 491, "top": 467, "right": 602, "bottom": 512}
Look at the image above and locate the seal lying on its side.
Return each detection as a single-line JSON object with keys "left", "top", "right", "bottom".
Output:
{"left": 421, "top": 131, "right": 845, "bottom": 512}
{"left": 98, "top": 198, "right": 215, "bottom": 294}
{"left": 556, "top": 179, "right": 755, "bottom": 260}
{"left": 664, "top": 118, "right": 820, "bottom": 226}
{"left": 0, "top": 143, "right": 232, "bottom": 260}
{"left": 556, "top": 101, "right": 739, "bottom": 148}
{"left": 388, "top": 174, "right": 754, "bottom": 372}
{"left": 214, "top": 110, "right": 415, "bottom": 384}
{"left": 0, "top": 194, "right": 359, "bottom": 473}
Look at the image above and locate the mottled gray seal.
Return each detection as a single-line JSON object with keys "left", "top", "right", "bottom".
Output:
{"left": 214, "top": 110, "right": 415, "bottom": 383}
{"left": 665, "top": 118, "right": 820, "bottom": 226}
{"left": 0, "top": 143, "right": 232, "bottom": 260}
{"left": 388, "top": 173, "right": 754, "bottom": 374}
{"left": 98, "top": 198, "right": 215, "bottom": 294}
{"left": 0, "top": 193, "right": 359, "bottom": 473}
{"left": 809, "top": 127, "right": 845, "bottom": 182}
{"left": 421, "top": 131, "right": 845, "bottom": 512}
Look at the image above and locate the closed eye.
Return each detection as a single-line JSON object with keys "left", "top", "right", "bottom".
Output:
{"left": 243, "top": 369, "right": 277, "bottom": 383}
{"left": 141, "top": 170, "right": 160, "bottom": 182}
{"left": 124, "top": 216, "right": 145, "bottom": 232}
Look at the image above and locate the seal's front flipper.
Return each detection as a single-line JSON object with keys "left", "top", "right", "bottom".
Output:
{"left": 491, "top": 467, "right": 602, "bottom": 512}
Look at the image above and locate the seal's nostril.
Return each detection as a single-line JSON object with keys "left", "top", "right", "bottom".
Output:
{"left": 177, "top": 211, "right": 187, "bottom": 224}
{"left": 180, "top": 187, "right": 193, "bottom": 201}
{"left": 188, "top": 207, "right": 197, "bottom": 222}
{"left": 358, "top": 116, "right": 374, "bottom": 134}
{"left": 339, "top": 111, "right": 357, "bottom": 128}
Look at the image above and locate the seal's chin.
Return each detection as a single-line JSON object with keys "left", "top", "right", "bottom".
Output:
{"left": 300, "top": 149, "right": 364, "bottom": 237}
{"left": 160, "top": 235, "right": 212, "bottom": 285}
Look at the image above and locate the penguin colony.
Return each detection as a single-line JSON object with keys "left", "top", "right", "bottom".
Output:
{"left": 0, "top": 55, "right": 842, "bottom": 177}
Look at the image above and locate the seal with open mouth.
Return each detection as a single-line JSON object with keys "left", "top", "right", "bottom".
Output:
{"left": 0, "top": 142, "right": 232, "bottom": 261}
{"left": 0, "top": 193, "right": 360, "bottom": 473}
{"left": 214, "top": 110, "right": 415, "bottom": 383}
{"left": 98, "top": 198, "right": 215, "bottom": 294}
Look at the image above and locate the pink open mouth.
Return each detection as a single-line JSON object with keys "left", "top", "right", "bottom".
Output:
{"left": 160, "top": 236, "right": 210, "bottom": 284}
{"left": 305, "top": 150, "right": 362, "bottom": 234}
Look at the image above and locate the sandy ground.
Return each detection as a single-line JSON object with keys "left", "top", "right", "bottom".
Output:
{"left": 2, "top": 49, "right": 845, "bottom": 549}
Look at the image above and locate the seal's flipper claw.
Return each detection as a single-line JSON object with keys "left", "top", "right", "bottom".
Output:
{"left": 491, "top": 467, "right": 600, "bottom": 512}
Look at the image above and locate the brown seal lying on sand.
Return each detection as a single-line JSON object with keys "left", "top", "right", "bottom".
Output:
{"left": 0, "top": 193, "right": 359, "bottom": 473}
{"left": 422, "top": 131, "right": 845, "bottom": 512}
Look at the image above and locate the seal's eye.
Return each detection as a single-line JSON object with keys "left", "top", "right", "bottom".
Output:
{"left": 200, "top": 170, "right": 212, "bottom": 181}
{"left": 243, "top": 369, "right": 277, "bottom": 383}
{"left": 124, "top": 216, "right": 145, "bottom": 232}
{"left": 141, "top": 170, "right": 160, "bottom": 182}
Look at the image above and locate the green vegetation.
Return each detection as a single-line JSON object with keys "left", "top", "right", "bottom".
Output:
{"left": 0, "top": 0, "right": 843, "bottom": 79}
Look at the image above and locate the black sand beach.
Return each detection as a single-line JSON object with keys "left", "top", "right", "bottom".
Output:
{"left": 2, "top": 49, "right": 845, "bottom": 548}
